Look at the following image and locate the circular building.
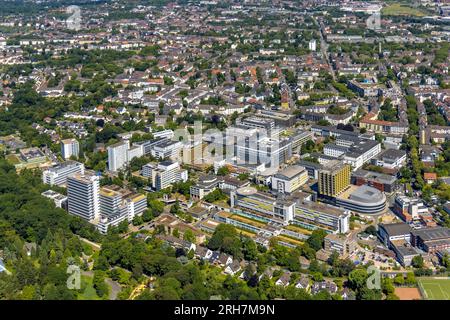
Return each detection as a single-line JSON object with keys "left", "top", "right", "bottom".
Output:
{"left": 336, "top": 185, "right": 386, "bottom": 214}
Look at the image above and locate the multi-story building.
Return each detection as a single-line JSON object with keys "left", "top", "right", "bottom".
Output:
{"left": 411, "top": 227, "right": 450, "bottom": 254}
{"left": 42, "top": 161, "right": 85, "bottom": 186}
{"left": 309, "top": 39, "right": 317, "bottom": 51}
{"left": 107, "top": 140, "right": 130, "bottom": 172}
{"left": 67, "top": 172, "right": 100, "bottom": 221}
{"left": 359, "top": 112, "right": 408, "bottom": 135}
{"left": 142, "top": 160, "right": 188, "bottom": 191}
{"left": 229, "top": 186, "right": 350, "bottom": 234}
{"left": 318, "top": 160, "right": 351, "bottom": 197}
{"left": 230, "top": 186, "right": 295, "bottom": 223}
{"left": 190, "top": 175, "right": 222, "bottom": 201}
{"left": 127, "top": 145, "right": 144, "bottom": 163}
{"left": 151, "top": 139, "right": 182, "bottom": 160}
{"left": 61, "top": 138, "right": 79, "bottom": 160}
{"left": 324, "top": 233, "right": 356, "bottom": 256}
{"left": 97, "top": 185, "right": 147, "bottom": 234}
{"left": 271, "top": 165, "right": 308, "bottom": 194}
{"left": 372, "top": 149, "right": 407, "bottom": 170}
{"left": 352, "top": 169, "right": 398, "bottom": 193}
{"left": 41, "top": 190, "right": 68, "bottom": 209}
{"left": 394, "top": 195, "right": 434, "bottom": 225}
{"left": 324, "top": 137, "right": 381, "bottom": 170}
{"left": 378, "top": 223, "right": 412, "bottom": 248}
{"left": 293, "top": 200, "right": 350, "bottom": 234}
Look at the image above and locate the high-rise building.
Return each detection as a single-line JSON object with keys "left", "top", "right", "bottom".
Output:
{"left": 61, "top": 139, "right": 79, "bottom": 160}
{"left": 67, "top": 172, "right": 100, "bottom": 221}
{"left": 318, "top": 160, "right": 351, "bottom": 197}
{"left": 308, "top": 39, "right": 317, "bottom": 51}
{"left": 107, "top": 140, "right": 130, "bottom": 172}
{"left": 127, "top": 145, "right": 144, "bottom": 163}
{"left": 42, "top": 161, "right": 85, "bottom": 186}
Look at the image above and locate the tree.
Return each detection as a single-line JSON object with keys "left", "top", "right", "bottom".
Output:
{"left": 132, "top": 216, "right": 144, "bottom": 226}
{"left": 306, "top": 229, "right": 327, "bottom": 252}
{"left": 183, "top": 229, "right": 196, "bottom": 243}
{"left": 411, "top": 255, "right": 424, "bottom": 269}
{"left": 393, "top": 274, "right": 404, "bottom": 286}
{"left": 207, "top": 224, "right": 241, "bottom": 258}
{"left": 348, "top": 269, "right": 368, "bottom": 291}
{"left": 93, "top": 271, "right": 109, "bottom": 298}
{"left": 217, "top": 166, "right": 230, "bottom": 176}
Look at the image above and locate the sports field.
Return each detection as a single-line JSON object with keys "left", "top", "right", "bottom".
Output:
{"left": 418, "top": 278, "right": 450, "bottom": 300}
{"left": 382, "top": 3, "right": 428, "bottom": 17}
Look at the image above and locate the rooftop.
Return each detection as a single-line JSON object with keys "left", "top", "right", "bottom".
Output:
{"left": 379, "top": 222, "right": 411, "bottom": 237}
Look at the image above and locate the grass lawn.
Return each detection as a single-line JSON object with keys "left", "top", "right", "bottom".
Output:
{"left": 418, "top": 277, "right": 450, "bottom": 300}
{"left": 5, "top": 154, "right": 21, "bottom": 165}
{"left": 382, "top": 3, "right": 428, "bottom": 17}
{"left": 77, "top": 275, "right": 103, "bottom": 300}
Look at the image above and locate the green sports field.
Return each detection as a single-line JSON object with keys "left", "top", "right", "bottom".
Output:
{"left": 418, "top": 278, "right": 450, "bottom": 300}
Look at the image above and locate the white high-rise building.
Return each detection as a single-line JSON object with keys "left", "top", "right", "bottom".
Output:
{"left": 309, "top": 39, "right": 317, "bottom": 52}
{"left": 127, "top": 145, "right": 144, "bottom": 163}
{"left": 107, "top": 140, "right": 130, "bottom": 172}
{"left": 42, "top": 161, "right": 85, "bottom": 186}
{"left": 67, "top": 172, "right": 100, "bottom": 221}
{"left": 61, "top": 139, "right": 80, "bottom": 160}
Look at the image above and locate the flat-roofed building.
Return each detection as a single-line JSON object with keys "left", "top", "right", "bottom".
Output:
{"left": 318, "top": 160, "right": 351, "bottom": 197}
{"left": 97, "top": 184, "right": 147, "bottom": 234}
{"left": 41, "top": 190, "right": 68, "bottom": 209}
{"left": 352, "top": 169, "right": 398, "bottom": 193}
{"left": 293, "top": 199, "right": 350, "bottom": 234}
{"left": 372, "top": 149, "right": 407, "bottom": 169}
{"left": 324, "top": 233, "right": 356, "bottom": 256}
{"left": 271, "top": 165, "right": 308, "bottom": 194}
{"left": 61, "top": 138, "right": 79, "bottom": 160}
{"left": 42, "top": 161, "right": 85, "bottom": 186}
{"left": 231, "top": 186, "right": 295, "bottom": 223}
{"left": 142, "top": 160, "right": 188, "bottom": 191}
{"left": 411, "top": 227, "right": 450, "bottom": 254}
{"left": 107, "top": 140, "right": 130, "bottom": 172}
{"left": 336, "top": 185, "right": 386, "bottom": 214}
{"left": 67, "top": 172, "right": 100, "bottom": 221}
{"left": 378, "top": 222, "right": 412, "bottom": 248}
{"left": 151, "top": 139, "right": 182, "bottom": 160}
{"left": 190, "top": 175, "right": 222, "bottom": 201}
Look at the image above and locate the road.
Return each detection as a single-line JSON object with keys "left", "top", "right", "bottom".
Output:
{"left": 313, "top": 16, "right": 336, "bottom": 81}
{"left": 78, "top": 236, "right": 101, "bottom": 251}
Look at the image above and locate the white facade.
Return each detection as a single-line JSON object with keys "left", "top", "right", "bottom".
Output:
{"left": 61, "top": 139, "right": 79, "bottom": 160}
{"left": 142, "top": 161, "right": 188, "bottom": 191}
{"left": 108, "top": 140, "right": 130, "bottom": 172}
{"left": 309, "top": 39, "right": 317, "bottom": 51}
{"left": 127, "top": 145, "right": 144, "bottom": 163}
{"left": 151, "top": 140, "right": 182, "bottom": 160}
{"left": 67, "top": 173, "right": 100, "bottom": 221}
{"left": 42, "top": 161, "right": 85, "bottom": 186}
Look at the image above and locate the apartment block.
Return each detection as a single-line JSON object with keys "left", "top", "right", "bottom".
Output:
{"left": 61, "top": 138, "right": 79, "bottom": 160}
{"left": 107, "top": 140, "right": 130, "bottom": 172}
